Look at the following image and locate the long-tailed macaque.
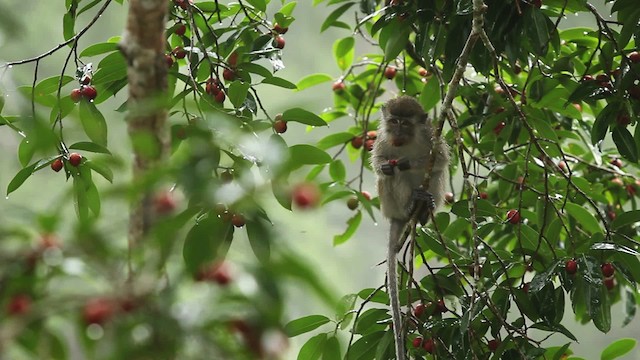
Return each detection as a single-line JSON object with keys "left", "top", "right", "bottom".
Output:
{"left": 371, "top": 96, "right": 449, "bottom": 360}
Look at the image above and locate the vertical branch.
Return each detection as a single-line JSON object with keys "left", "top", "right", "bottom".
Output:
{"left": 119, "top": 0, "right": 169, "bottom": 267}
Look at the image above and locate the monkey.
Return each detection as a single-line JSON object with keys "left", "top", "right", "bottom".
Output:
{"left": 371, "top": 96, "right": 449, "bottom": 360}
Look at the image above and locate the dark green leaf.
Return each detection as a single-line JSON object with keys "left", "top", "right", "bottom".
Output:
{"left": 18, "top": 137, "right": 36, "bottom": 167}
{"left": 79, "top": 101, "right": 108, "bottom": 146}
{"left": 182, "top": 215, "right": 233, "bottom": 274}
{"left": 85, "top": 159, "right": 113, "bottom": 183}
{"left": 262, "top": 76, "right": 297, "bottom": 89}
{"left": 285, "top": 315, "right": 331, "bottom": 337}
{"left": 283, "top": 108, "right": 328, "bottom": 126}
{"left": 69, "top": 142, "right": 112, "bottom": 154}
{"left": 6, "top": 162, "right": 38, "bottom": 195}
{"left": 612, "top": 126, "right": 638, "bottom": 163}
{"left": 383, "top": 22, "right": 411, "bottom": 61}
{"left": 245, "top": 0, "right": 266, "bottom": 12}
{"left": 329, "top": 160, "right": 346, "bottom": 182}
{"left": 564, "top": 203, "right": 602, "bottom": 234}
{"left": 80, "top": 42, "right": 119, "bottom": 57}
{"left": 419, "top": 78, "right": 440, "bottom": 112}
{"left": 92, "top": 52, "right": 127, "bottom": 85}
{"left": 62, "top": 12, "right": 75, "bottom": 41}
{"left": 298, "top": 333, "right": 328, "bottom": 360}
{"left": 322, "top": 336, "right": 341, "bottom": 360}
{"left": 246, "top": 218, "right": 271, "bottom": 263}
{"left": 227, "top": 81, "right": 250, "bottom": 108}
{"left": 321, "top": 3, "right": 354, "bottom": 32}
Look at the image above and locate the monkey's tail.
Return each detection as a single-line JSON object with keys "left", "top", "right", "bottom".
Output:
{"left": 388, "top": 220, "right": 406, "bottom": 360}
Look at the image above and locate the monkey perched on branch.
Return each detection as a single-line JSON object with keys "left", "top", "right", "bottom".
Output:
{"left": 371, "top": 96, "right": 449, "bottom": 360}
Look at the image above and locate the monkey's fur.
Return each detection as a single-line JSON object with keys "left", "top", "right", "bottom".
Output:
{"left": 371, "top": 96, "right": 449, "bottom": 360}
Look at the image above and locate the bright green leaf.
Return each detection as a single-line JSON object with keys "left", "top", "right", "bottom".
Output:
{"left": 296, "top": 74, "right": 333, "bottom": 91}
{"left": 282, "top": 108, "right": 328, "bottom": 126}
{"left": 601, "top": 338, "right": 636, "bottom": 360}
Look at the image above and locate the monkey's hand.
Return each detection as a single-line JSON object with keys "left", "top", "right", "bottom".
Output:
{"left": 397, "top": 158, "right": 411, "bottom": 171}
{"left": 409, "top": 188, "right": 435, "bottom": 224}
{"left": 381, "top": 159, "right": 401, "bottom": 176}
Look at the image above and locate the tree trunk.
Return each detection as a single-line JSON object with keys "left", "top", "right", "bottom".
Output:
{"left": 120, "top": 0, "right": 169, "bottom": 253}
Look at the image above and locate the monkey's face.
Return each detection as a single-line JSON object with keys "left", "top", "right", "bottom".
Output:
{"left": 385, "top": 116, "right": 416, "bottom": 147}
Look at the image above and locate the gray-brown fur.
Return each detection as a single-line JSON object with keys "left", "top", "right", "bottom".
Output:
{"left": 371, "top": 95, "right": 449, "bottom": 360}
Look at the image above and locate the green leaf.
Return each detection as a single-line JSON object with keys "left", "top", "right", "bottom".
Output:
{"left": 334, "top": 211, "right": 362, "bottom": 245}
{"left": 80, "top": 42, "right": 118, "bottom": 57}
{"left": 612, "top": 126, "right": 638, "bottom": 163}
{"left": 290, "top": 145, "right": 331, "bottom": 165}
{"left": 347, "top": 331, "right": 385, "bottom": 360}
{"left": 600, "top": 338, "right": 636, "bottom": 360}
{"left": 564, "top": 203, "right": 601, "bottom": 234}
{"left": 282, "top": 108, "right": 328, "bottom": 126}
{"left": 245, "top": 0, "right": 266, "bottom": 12}
{"left": 73, "top": 175, "right": 89, "bottom": 221}
{"left": 383, "top": 22, "right": 411, "bottom": 61}
{"left": 18, "top": 138, "right": 36, "bottom": 167}
{"left": 298, "top": 333, "right": 328, "bottom": 360}
{"left": 285, "top": 315, "right": 331, "bottom": 337}
{"left": 86, "top": 182, "right": 101, "bottom": 216}
{"left": 296, "top": 73, "right": 333, "bottom": 91}
{"left": 419, "top": 78, "right": 440, "bottom": 112}
{"left": 6, "top": 162, "right": 38, "bottom": 195}
{"left": 79, "top": 101, "right": 108, "bottom": 146}
{"left": 262, "top": 76, "right": 297, "bottom": 89}
{"left": 246, "top": 218, "right": 271, "bottom": 263}
{"left": 85, "top": 159, "right": 113, "bottom": 183}
{"left": 35, "top": 75, "right": 74, "bottom": 95}
{"left": 182, "top": 215, "right": 233, "bottom": 274}
{"left": 591, "top": 102, "right": 619, "bottom": 145}
{"left": 69, "top": 142, "right": 112, "bottom": 154}
{"left": 317, "top": 132, "right": 353, "bottom": 150}
{"left": 321, "top": 3, "right": 354, "bottom": 32}
{"left": 92, "top": 52, "right": 127, "bottom": 85}
{"left": 279, "top": 1, "right": 297, "bottom": 16}
{"left": 333, "top": 37, "right": 355, "bottom": 71}
{"left": 227, "top": 81, "right": 250, "bottom": 108}
{"left": 329, "top": 160, "right": 346, "bottom": 182}
{"left": 322, "top": 336, "right": 341, "bottom": 360}
{"left": 62, "top": 12, "right": 75, "bottom": 41}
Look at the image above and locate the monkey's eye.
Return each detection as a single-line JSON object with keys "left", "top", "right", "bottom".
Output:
{"left": 389, "top": 118, "right": 400, "bottom": 125}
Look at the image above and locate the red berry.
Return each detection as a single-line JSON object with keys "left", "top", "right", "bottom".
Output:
{"left": 154, "top": 191, "right": 176, "bottom": 215}
{"left": 627, "top": 184, "right": 637, "bottom": 196}
{"left": 565, "top": 259, "right": 578, "bottom": 275}
{"left": 558, "top": 160, "right": 567, "bottom": 172}
{"left": 119, "top": 298, "right": 137, "bottom": 313}
{"left": 412, "top": 337, "right": 423, "bottom": 348}
{"left": 532, "top": 0, "right": 542, "bottom": 8}
{"left": 351, "top": 136, "right": 364, "bottom": 149}
{"left": 204, "top": 261, "right": 232, "bottom": 285}
{"left": 274, "top": 36, "right": 285, "bottom": 49}
{"left": 51, "top": 158, "right": 64, "bottom": 172}
{"left": 617, "top": 113, "right": 631, "bottom": 126}
{"left": 215, "top": 91, "right": 226, "bottom": 103}
{"left": 332, "top": 81, "right": 346, "bottom": 92}
{"left": 293, "top": 182, "right": 321, "bottom": 209}
{"left": 68, "top": 152, "right": 82, "bottom": 167}
{"left": 7, "top": 294, "right": 31, "bottom": 316}
{"left": 361, "top": 191, "right": 372, "bottom": 201}
{"left": 347, "top": 196, "right": 359, "bottom": 210}
{"left": 522, "top": 282, "right": 530, "bottom": 293}
{"left": 70, "top": 88, "right": 83, "bottom": 102}
{"left": 80, "top": 75, "right": 92, "bottom": 85}
{"left": 231, "top": 213, "right": 246, "bottom": 228}
{"left": 436, "top": 299, "right": 447, "bottom": 313}
{"left": 506, "top": 209, "right": 521, "bottom": 224}
{"left": 273, "top": 119, "right": 287, "bottom": 134}
{"left": 607, "top": 211, "right": 617, "bottom": 221}
{"left": 418, "top": 67, "right": 429, "bottom": 77}
{"left": 629, "top": 51, "right": 640, "bottom": 63}
{"left": 572, "top": 103, "right": 582, "bottom": 112}
{"left": 274, "top": 24, "right": 289, "bottom": 34}
{"left": 444, "top": 192, "right": 454, "bottom": 204}
{"left": 228, "top": 51, "right": 239, "bottom": 67}
{"left": 165, "top": 54, "right": 174, "bottom": 67}
{"left": 220, "top": 170, "right": 234, "bottom": 183}
{"left": 610, "top": 158, "right": 623, "bottom": 168}
{"left": 596, "top": 74, "right": 610, "bottom": 83}
{"left": 493, "top": 121, "right": 506, "bottom": 135}
{"left": 223, "top": 68, "right": 236, "bottom": 81}
{"left": 175, "top": 23, "right": 186, "bottom": 36}
{"left": 488, "top": 339, "right": 500, "bottom": 352}
{"left": 206, "top": 78, "right": 221, "bottom": 95}
{"left": 173, "top": 46, "right": 187, "bottom": 59}
{"left": 366, "top": 130, "right": 377, "bottom": 140}
{"left": 601, "top": 263, "right": 615, "bottom": 277}
{"left": 423, "top": 338, "right": 434, "bottom": 353}
{"left": 40, "top": 233, "right": 60, "bottom": 249}
{"left": 494, "top": 106, "right": 505, "bottom": 114}
{"left": 83, "top": 298, "right": 114, "bottom": 325}
{"left": 365, "top": 139, "right": 375, "bottom": 152}
{"left": 604, "top": 277, "right": 615, "bottom": 290}
{"left": 612, "top": 177, "right": 624, "bottom": 187}
{"left": 384, "top": 67, "right": 397, "bottom": 80}
{"left": 479, "top": 192, "right": 488, "bottom": 199}
{"left": 81, "top": 86, "right": 97, "bottom": 101}
{"left": 414, "top": 303, "right": 426, "bottom": 318}
{"left": 581, "top": 75, "right": 594, "bottom": 82}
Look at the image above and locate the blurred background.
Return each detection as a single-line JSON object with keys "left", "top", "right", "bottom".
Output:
{"left": 0, "top": 0, "right": 638, "bottom": 358}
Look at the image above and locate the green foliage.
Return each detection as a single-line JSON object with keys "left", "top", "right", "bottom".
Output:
{"left": 2, "top": 0, "right": 640, "bottom": 358}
